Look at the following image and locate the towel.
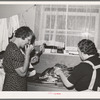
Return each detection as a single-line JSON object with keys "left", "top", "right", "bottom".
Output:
{"left": 8, "top": 15, "right": 19, "bottom": 38}
{"left": 0, "top": 18, "right": 8, "bottom": 52}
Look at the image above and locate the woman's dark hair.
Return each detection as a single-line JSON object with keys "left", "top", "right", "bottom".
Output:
{"left": 14, "top": 26, "right": 35, "bottom": 40}
{"left": 30, "top": 35, "right": 36, "bottom": 44}
{"left": 78, "top": 39, "right": 99, "bottom": 56}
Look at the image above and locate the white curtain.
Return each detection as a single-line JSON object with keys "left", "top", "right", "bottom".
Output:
{"left": 0, "top": 68, "right": 5, "bottom": 91}
{"left": 0, "top": 18, "right": 8, "bottom": 52}
{"left": 8, "top": 15, "right": 19, "bottom": 38}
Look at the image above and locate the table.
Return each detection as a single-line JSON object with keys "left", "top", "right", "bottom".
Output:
{"left": 27, "top": 81, "right": 75, "bottom": 91}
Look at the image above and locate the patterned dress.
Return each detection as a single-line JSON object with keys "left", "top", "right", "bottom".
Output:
{"left": 2, "top": 42, "right": 27, "bottom": 91}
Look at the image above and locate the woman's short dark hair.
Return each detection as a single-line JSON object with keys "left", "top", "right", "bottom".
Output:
{"left": 78, "top": 39, "right": 99, "bottom": 56}
{"left": 30, "top": 35, "right": 36, "bottom": 44}
{"left": 15, "top": 26, "right": 35, "bottom": 40}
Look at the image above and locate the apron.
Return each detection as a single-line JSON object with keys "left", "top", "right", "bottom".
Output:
{"left": 82, "top": 60, "right": 100, "bottom": 92}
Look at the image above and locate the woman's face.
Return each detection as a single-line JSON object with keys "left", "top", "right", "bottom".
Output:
{"left": 77, "top": 47, "right": 84, "bottom": 61}
{"left": 21, "top": 36, "right": 32, "bottom": 48}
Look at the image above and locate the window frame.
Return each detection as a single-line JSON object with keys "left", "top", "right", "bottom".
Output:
{"left": 37, "top": 5, "right": 100, "bottom": 54}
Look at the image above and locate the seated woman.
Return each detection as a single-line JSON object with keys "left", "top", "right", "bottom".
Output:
{"left": 54, "top": 39, "right": 100, "bottom": 91}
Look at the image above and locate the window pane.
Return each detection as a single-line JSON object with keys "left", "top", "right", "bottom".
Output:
{"left": 89, "top": 16, "right": 95, "bottom": 31}
{"left": 45, "top": 30, "right": 54, "bottom": 33}
{"left": 44, "top": 34, "right": 49, "bottom": 41}
{"left": 57, "top": 15, "right": 66, "bottom": 29}
{"left": 67, "top": 31, "right": 82, "bottom": 35}
{"left": 56, "top": 30, "right": 66, "bottom": 34}
{"left": 68, "top": 5, "right": 99, "bottom": 13}
{"left": 44, "top": 34, "right": 53, "bottom": 41}
{"left": 67, "top": 16, "right": 86, "bottom": 30}
{"left": 66, "top": 36, "right": 83, "bottom": 47}
{"left": 45, "top": 15, "right": 55, "bottom": 29}
{"left": 46, "top": 15, "right": 50, "bottom": 28}
{"left": 57, "top": 5, "right": 67, "bottom": 12}
{"left": 55, "top": 35, "right": 66, "bottom": 42}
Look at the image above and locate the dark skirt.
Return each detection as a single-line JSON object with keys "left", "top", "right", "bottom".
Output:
{"left": 3, "top": 73, "right": 27, "bottom": 91}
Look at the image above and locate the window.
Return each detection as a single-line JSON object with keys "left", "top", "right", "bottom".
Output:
{"left": 37, "top": 5, "right": 99, "bottom": 53}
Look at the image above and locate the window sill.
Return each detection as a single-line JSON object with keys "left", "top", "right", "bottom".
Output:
{"left": 43, "top": 51, "right": 79, "bottom": 56}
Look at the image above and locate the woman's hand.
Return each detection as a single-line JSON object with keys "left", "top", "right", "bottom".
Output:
{"left": 25, "top": 44, "right": 34, "bottom": 55}
{"left": 40, "top": 44, "right": 45, "bottom": 53}
{"left": 54, "top": 67, "right": 63, "bottom": 76}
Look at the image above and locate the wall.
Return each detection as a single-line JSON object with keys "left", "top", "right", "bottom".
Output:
{"left": 0, "top": 5, "right": 36, "bottom": 36}
{"left": 0, "top": 5, "right": 31, "bottom": 18}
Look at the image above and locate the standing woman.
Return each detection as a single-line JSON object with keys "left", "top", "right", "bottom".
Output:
{"left": 2, "top": 26, "right": 35, "bottom": 91}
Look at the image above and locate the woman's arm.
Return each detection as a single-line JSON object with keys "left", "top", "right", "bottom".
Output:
{"left": 15, "top": 54, "right": 30, "bottom": 77}
{"left": 15, "top": 45, "right": 34, "bottom": 77}
{"left": 54, "top": 68, "right": 73, "bottom": 88}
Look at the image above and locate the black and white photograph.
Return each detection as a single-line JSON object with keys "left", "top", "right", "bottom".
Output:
{"left": 0, "top": 1, "right": 100, "bottom": 98}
